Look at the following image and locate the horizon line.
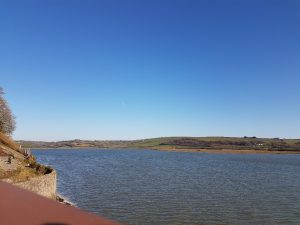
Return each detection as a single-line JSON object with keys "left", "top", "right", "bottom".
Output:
{"left": 15, "top": 135, "right": 300, "bottom": 142}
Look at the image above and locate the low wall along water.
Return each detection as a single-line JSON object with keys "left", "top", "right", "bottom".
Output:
{"left": 14, "top": 170, "right": 57, "bottom": 199}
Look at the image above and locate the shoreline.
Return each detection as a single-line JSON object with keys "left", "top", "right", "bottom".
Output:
{"left": 31, "top": 147, "right": 300, "bottom": 154}
{"left": 152, "top": 147, "right": 300, "bottom": 154}
{"left": 56, "top": 194, "right": 75, "bottom": 206}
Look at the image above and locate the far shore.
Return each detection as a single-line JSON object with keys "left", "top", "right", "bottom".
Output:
{"left": 31, "top": 147, "right": 300, "bottom": 154}
{"left": 153, "top": 147, "right": 300, "bottom": 154}
{"left": 20, "top": 137, "right": 300, "bottom": 154}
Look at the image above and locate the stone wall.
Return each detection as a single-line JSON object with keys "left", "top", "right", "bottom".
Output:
{"left": 14, "top": 170, "right": 57, "bottom": 199}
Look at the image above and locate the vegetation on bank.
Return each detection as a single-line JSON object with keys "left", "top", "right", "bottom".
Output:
{"left": 0, "top": 87, "right": 51, "bottom": 182}
{"left": 0, "top": 166, "right": 41, "bottom": 182}
{"left": 18, "top": 136, "right": 300, "bottom": 153}
{"left": 0, "top": 132, "right": 23, "bottom": 153}
{"left": 25, "top": 155, "right": 52, "bottom": 174}
{"left": 0, "top": 136, "right": 52, "bottom": 182}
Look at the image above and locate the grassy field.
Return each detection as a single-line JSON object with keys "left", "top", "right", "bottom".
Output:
{"left": 18, "top": 136, "right": 300, "bottom": 153}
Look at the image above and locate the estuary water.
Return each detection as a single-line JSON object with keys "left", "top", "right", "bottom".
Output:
{"left": 33, "top": 149, "right": 300, "bottom": 225}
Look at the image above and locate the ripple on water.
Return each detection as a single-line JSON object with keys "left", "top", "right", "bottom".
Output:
{"left": 33, "top": 149, "right": 300, "bottom": 225}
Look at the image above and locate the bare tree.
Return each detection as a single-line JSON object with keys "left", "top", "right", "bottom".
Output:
{"left": 0, "top": 87, "right": 16, "bottom": 135}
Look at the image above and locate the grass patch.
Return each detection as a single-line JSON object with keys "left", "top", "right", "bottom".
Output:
{"left": 0, "top": 132, "right": 20, "bottom": 151}
{"left": 0, "top": 166, "right": 41, "bottom": 182}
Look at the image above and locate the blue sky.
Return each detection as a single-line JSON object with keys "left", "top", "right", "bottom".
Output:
{"left": 0, "top": 0, "right": 299, "bottom": 141}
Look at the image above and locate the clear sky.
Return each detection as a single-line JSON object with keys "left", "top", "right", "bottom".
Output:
{"left": 0, "top": 0, "right": 299, "bottom": 141}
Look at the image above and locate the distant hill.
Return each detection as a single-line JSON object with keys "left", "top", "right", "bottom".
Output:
{"left": 18, "top": 137, "right": 300, "bottom": 153}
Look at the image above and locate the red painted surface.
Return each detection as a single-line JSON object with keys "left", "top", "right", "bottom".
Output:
{"left": 0, "top": 181, "right": 121, "bottom": 225}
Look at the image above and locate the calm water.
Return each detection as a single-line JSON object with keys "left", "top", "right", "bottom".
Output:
{"left": 33, "top": 149, "right": 300, "bottom": 225}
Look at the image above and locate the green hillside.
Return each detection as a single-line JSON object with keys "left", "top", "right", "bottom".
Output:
{"left": 18, "top": 136, "right": 300, "bottom": 153}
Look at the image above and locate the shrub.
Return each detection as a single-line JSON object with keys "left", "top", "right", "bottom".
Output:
{"left": 0, "top": 132, "right": 20, "bottom": 151}
{"left": 0, "top": 87, "right": 16, "bottom": 135}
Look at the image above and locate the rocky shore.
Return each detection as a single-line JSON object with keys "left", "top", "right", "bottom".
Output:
{"left": 56, "top": 194, "right": 75, "bottom": 206}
